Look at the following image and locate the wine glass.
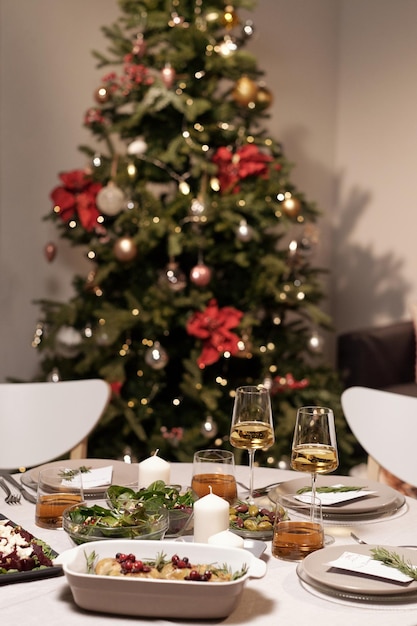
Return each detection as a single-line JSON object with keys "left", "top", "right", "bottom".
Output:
{"left": 290, "top": 406, "right": 339, "bottom": 517}
{"left": 229, "top": 385, "right": 275, "bottom": 502}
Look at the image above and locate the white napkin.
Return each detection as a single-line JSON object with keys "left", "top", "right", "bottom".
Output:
{"left": 296, "top": 484, "right": 375, "bottom": 506}
{"left": 62, "top": 466, "right": 113, "bottom": 489}
{"left": 327, "top": 551, "right": 415, "bottom": 583}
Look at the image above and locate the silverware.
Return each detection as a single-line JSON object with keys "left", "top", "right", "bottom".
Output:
{"left": 0, "top": 473, "right": 37, "bottom": 504}
{"left": 236, "top": 481, "right": 281, "bottom": 498}
{"left": 0, "top": 477, "right": 21, "bottom": 504}
{"left": 351, "top": 532, "right": 417, "bottom": 549}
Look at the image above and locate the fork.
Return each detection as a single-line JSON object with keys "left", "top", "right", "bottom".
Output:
{"left": 236, "top": 480, "right": 281, "bottom": 498}
{"left": 0, "top": 477, "right": 21, "bottom": 504}
{"left": 350, "top": 532, "right": 417, "bottom": 549}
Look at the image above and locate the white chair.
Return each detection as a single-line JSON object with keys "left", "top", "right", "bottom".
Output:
{"left": 341, "top": 385, "right": 417, "bottom": 486}
{"left": 0, "top": 379, "right": 111, "bottom": 470}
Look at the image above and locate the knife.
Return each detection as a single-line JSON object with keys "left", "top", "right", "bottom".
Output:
{"left": 0, "top": 473, "right": 37, "bottom": 504}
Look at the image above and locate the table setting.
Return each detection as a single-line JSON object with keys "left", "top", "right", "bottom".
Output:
{"left": 2, "top": 393, "right": 417, "bottom": 624}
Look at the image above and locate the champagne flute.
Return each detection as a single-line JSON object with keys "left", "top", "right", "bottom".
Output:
{"left": 229, "top": 385, "right": 275, "bottom": 502}
{"left": 290, "top": 406, "right": 338, "bottom": 516}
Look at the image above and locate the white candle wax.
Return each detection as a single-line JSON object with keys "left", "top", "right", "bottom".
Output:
{"left": 138, "top": 453, "right": 171, "bottom": 489}
{"left": 193, "top": 490, "right": 229, "bottom": 543}
{"left": 208, "top": 530, "right": 244, "bottom": 548}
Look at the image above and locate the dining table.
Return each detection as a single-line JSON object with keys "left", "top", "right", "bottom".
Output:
{"left": 2, "top": 462, "right": 417, "bottom": 625}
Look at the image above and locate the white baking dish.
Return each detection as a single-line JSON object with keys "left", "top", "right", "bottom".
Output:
{"left": 55, "top": 538, "right": 267, "bottom": 619}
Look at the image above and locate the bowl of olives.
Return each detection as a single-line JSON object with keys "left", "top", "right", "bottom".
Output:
{"left": 229, "top": 501, "right": 278, "bottom": 540}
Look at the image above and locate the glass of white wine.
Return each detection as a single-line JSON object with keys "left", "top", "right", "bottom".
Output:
{"left": 291, "top": 406, "right": 338, "bottom": 517}
{"left": 229, "top": 385, "right": 275, "bottom": 502}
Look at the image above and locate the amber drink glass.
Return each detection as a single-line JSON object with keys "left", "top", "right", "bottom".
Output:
{"left": 191, "top": 449, "right": 237, "bottom": 504}
{"left": 35, "top": 467, "right": 84, "bottom": 529}
{"left": 272, "top": 493, "right": 324, "bottom": 561}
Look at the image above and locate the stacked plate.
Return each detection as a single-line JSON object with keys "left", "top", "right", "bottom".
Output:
{"left": 269, "top": 475, "right": 406, "bottom": 522}
{"left": 297, "top": 544, "right": 417, "bottom": 604}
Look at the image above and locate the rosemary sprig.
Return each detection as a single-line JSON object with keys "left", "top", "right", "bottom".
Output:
{"left": 59, "top": 466, "right": 92, "bottom": 480}
{"left": 297, "top": 485, "right": 364, "bottom": 495}
{"left": 371, "top": 547, "right": 417, "bottom": 580}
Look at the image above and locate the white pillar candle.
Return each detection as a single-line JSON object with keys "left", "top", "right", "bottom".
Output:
{"left": 193, "top": 488, "right": 229, "bottom": 543}
{"left": 138, "top": 451, "right": 171, "bottom": 489}
{"left": 208, "top": 529, "right": 244, "bottom": 548}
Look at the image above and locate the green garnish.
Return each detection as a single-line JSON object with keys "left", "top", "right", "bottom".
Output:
{"left": 296, "top": 485, "right": 364, "bottom": 495}
{"left": 59, "top": 466, "right": 92, "bottom": 480}
{"left": 85, "top": 550, "right": 98, "bottom": 574}
{"left": 371, "top": 547, "right": 417, "bottom": 580}
{"left": 106, "top": 480, "right": 195, "bottom": 511}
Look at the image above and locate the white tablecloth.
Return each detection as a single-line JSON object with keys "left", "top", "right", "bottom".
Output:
{"left": 2, "top": 463, "right": 417, "bottom": 625}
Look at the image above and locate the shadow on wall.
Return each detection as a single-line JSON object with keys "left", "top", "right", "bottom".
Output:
{"left": 332, "top": 183, "right": 411, "bottom": 333}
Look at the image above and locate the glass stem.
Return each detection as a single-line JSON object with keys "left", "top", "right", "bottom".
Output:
{"left": 247, "top": 449, "right": 256, "bottom": 503}
{"left": 310, "top": 472, "right": 317, "bottom": 521}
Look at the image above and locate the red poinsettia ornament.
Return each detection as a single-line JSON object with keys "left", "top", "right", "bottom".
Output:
{"left": 50, "top": 169, "right": 102, "bottom": 231}
{"left": 270, "top": 373, "right": 310, "bottom": 394}
{"left": 186, "top": 299, "right": 243, "bottom": 368}
{"left": 212, "top": 144, "right": 272, "bottom": 193}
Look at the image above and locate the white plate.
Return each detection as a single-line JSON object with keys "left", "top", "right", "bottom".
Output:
{"left": 56, "top": 539, "right": 266, "bottom": 619}
{"left": 175, "top": 534, "right": 267, "bottom": 558}
{"left": 21, "top": 459, "right": 138, "bottom": 496}
{"left": 297, "top": 543, "right": 417, "bottom": 603}
{"left": 269, "top": 475, "right": 405, "bottom": 521}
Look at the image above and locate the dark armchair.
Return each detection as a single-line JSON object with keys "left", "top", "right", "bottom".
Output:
{"left": 337, "top": 320, "right": 417, "bottom": 496}
{"left": 337, "top": 320, "right": 417, "bottom": 397}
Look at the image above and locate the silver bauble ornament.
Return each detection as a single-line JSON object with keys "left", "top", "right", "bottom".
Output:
{"left": 145, "top": 342, "right": 169, "bottom": 369}
{"left": 160, "top": 262, "right": 187, "bottom": 291}
{"left": 96, "top": 182, "right": 125, "bottom": 216}
{"left": 236, "top": 219, "right": 253, "bottom": 242}
{"left": 46, "top": 367, "right": 61, "bottom": 383}
{"left": 200, "top": 415, "right": 218, "bottom": 438}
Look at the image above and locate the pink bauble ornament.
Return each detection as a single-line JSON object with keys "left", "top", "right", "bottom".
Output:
{"left": 132, "top": 33, "right": 147, "bottom": 56}
{"left": 113, "top": 236, "right": 138, "bottom": 262}
{"left": 96, "top": 182, "right": 125, "bottom": 216}
{"left": 161, "top": 64, "right": 176, "bottom": 88}
{"left": 190, "top": 263, "right": 211, "bottom": 286}
{"left": 44, "top": 242, "right": 57, "bottom": 262}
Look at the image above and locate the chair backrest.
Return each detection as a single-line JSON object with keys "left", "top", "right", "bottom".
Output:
{"left": 0, "top": 379, "right": 111, "bottom": 470}
{"left": 341, "top": 385, "right": 417, "bottom": 486}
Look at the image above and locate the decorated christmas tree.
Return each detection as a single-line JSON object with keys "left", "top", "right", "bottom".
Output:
{"left": 32, "top": 0, "right": 360, "bottom": 472}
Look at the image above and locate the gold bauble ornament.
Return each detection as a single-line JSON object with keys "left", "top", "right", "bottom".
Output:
{"left": 94, "top": 86, "right": 110, "bottom": 104}
{"left": 282, "top": 197, "right": 301, "bottom": 218}
{"left": 232, "top": 76, "right": 258, "bottom": 106}
{"left": 256, "top": 85, "right": 273, "bottom": 109}
{"left": 222, "top": 5, "right": 240, "bottom": 30}
{"left": 113, "top": 236, "right": 138, "bottom": 262}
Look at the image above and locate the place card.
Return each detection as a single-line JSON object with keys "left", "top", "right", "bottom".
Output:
{"left": 62, "top": 466, "right": 113, "bottom": 488}
{"left": 327, "top": 551, "right": 415, "bottom": 583}
{"left": 296, "top": 485, "right": 375, "bottom": 506}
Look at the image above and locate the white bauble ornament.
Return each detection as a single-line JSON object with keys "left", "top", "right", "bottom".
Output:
{"left": 127, "top": 137, "right": 147, "bottom": 156}
{"left": 96, "top": 182, "right": 125, "bottom": 216}
{"left": 55, "top": 326, "right": 83, "bottom": 358}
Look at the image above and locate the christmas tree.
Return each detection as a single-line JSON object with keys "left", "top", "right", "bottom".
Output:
{"left": 32, "top": 0, "right": 361, "bottom": 472}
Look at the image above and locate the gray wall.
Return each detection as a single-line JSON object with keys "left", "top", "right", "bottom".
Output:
{"left": 0, "top": 0, "right": 414, "bottom": 382}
